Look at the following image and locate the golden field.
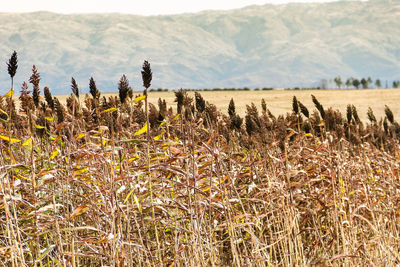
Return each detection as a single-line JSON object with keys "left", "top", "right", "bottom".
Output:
{"left": 55, "top": 89, "right": 400, "bottom": 121}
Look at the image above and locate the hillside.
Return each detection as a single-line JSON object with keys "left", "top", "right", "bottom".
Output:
{"left": 0, "top": 0, "right": 399, "bottom": 94}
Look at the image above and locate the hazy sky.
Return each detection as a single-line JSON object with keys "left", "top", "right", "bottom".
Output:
{"left": 2, "top": 0, "right": 336, "bottom": 15}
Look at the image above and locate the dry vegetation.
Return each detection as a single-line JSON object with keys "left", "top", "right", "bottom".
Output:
{"left": 55, "top": 89, "right": 400, "bottom": 122}
{"left": 1, "top": 54, "right": 400, "bottom": 266}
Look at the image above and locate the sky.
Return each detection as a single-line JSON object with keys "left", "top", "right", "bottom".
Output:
{"left": 1, "top": 0, "right": 336, "bottom": 15}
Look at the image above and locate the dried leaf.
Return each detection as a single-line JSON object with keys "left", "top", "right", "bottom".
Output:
{"left": 101, "top": 107, "right": 118, "bottom": 114}
{"left": 35, "top": 124, "right": 46, "bottom": 129}
{"left": 154, "top": 130, "right": 165, "bottom": 141}
{"left": 70, "top": 205, "right": 89, "bottom": 219}
{"left": 0, "top": 135, "right": 20, "bottom": 143}
{"left": 50, "top": 149, "right": 59, "bottom": 160}
{"left": 4, "top": 89, "right": 14, "bottom": 97}
{"left": 134, "top": 123, "right": 149, "bottom": 136}
{"left": 133, "top": 95, "right": 146, "bottom": 103}
{"left": 76, "top": 133, "right": 85, "bottom": 140}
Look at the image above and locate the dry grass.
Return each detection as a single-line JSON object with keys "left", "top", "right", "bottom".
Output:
{"left": 54, "top": 89, "right": 400, "bottom": 122}
{"left": 2, "top": 83, "right": 400, "bottom": 266}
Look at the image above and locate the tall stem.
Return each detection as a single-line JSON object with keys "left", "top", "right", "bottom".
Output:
{"left": 144, "top": 90, "right": 161, "bottom": 263}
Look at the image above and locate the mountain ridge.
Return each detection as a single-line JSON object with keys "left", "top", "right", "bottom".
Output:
{"left": 0, "top": 0, "right": 399, "bottom": 94}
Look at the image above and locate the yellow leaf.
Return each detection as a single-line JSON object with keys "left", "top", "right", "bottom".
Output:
{"left": 305, "top": 133, "right": 313, "bottom": 137}
{"left": 18, "top": 174, "right": 30, "bottom": 181}
{"left": 133, "top": 95, "right": 146, "bottom": 103}
{"left": 153, "top": 130, "right": 165, "bottom": 141}
{"left": 35, "top": 124, "right": 46, "bottom": 129}
{"left": 22, "top": 137, "right": 33, "bottom": 148}
{"left": 134, "top": 122, "right": 149, "bottom": 136}
{"left": 50, "top": 149, "right": 59, "bottom": 160}
{"left": 128, "top": 156, "right": 140, "bottom": 162}
{"left": 134, "top": 194, "right": 142, "bottom": 213}
{"left": 76, "top": 133, "right": 85, "bottom": 140}
{"left": 4, "top": 89, "right": 14, "bottom": 97}
{"left": 171, "top": 114, "right": 180, "bottom": 122}
{"left": 124, "top": 188, "right": 135, "bottom": 204}
{"left": 0, "top": 135, "right": 20, "bottom": 143}
{"left": 151, "top": 156, "right": 167, "bottom": 161}
{"left": 74, "top": 168, "right": 87, "bottom": 175}
{"left": 45, "top": 117, "right": 54, "bottom": 121}
{"left": 0, "top": 108, "right": 8, "bottom": 116}
{"left": 101, "top": 107, "right": 118, "bottom": 114}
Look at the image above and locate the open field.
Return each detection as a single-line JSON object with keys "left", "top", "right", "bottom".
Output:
{"left": 55, "top": 89, "right": 400, "bottom": 122}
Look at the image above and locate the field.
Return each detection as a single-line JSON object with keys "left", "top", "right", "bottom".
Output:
{"left": 2, "top": 63, "right": 400, "bottom": 266}
{"left": 56, "top": 89, "right": 400, "bottom": 122}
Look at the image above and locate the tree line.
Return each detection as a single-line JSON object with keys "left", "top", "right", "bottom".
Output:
{"left": 333, "top": 76, "right": 400, "bottom": 89}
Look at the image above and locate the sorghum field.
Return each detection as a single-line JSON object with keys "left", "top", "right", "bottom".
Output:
{"left": 57, "top": 89, "right": 400, "bottom": 122}
{"left": 1, "top": 57, "right": 400, "bottom": 266}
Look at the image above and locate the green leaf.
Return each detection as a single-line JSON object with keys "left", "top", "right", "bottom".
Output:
{"left": 39, "top": 244, "right": 56, "bottom": 260}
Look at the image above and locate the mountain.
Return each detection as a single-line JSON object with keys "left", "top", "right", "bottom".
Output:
{"left": 0, "top": 0, "right": 399, "bottom": 94}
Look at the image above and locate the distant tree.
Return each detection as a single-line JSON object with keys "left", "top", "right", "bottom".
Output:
{"left": 360, "top": 78, "right": 368, "bottom": 89}
{"left": 367, "top": 77, "right": 372, "bottom": 88}
{"left": 393, "top": 81, "right": 400, "bottom": 89}
{"left": 352, "top": 78, "right": 360, "bottom": 89}
{"left": 334, "top": 76, "right": 343, "bottom": 89}
{"left": 345, "top": 78, "right": 353, "bottom": 89}
{"left": 385, "top": 80, "right": 388, "bottom": 89}
{"left": 375, "top": 79, "right": 381, "bottom": 88}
